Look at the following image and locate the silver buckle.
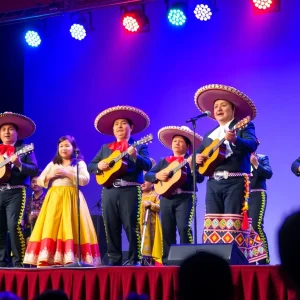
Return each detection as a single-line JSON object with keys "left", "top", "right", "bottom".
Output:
{"left": 113, "top": 179, "right": 123, "bottom": 188}
{"left": 173, "top": 188, "right": 182, "bottom": 195}
{"left": 213, "top": 171, "right": 229, "bottom": 181}
{"left": 0, "top": 184, "right": 11, "bottom": 191}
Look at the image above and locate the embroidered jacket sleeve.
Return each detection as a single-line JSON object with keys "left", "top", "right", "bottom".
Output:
{"left": 87, "top": 146, "right": 105, "bottom": 175}
{"left": 253, "top": 156, "right": 273, "bottom": 179}
{"left": 144, "top": 159, "right": 164, "bottom": 183}
{"left": 19, "top": 151, "right": 39, "bottom": 177}
{"left": 232, "top": 122, "right": 257, "bottom": 153}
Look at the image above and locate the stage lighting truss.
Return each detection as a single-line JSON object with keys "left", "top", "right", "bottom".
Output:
{"left": 166, "top": 1, "right": 188, "bottom": 26}
{"left": 120, "top": 4, "right": 150, "bottom": 33}
{"left": 69, "top": 12, "right": 94, "bottom": 40}
{"left": 252, "top": 0, "right": 280, "bottom": 13}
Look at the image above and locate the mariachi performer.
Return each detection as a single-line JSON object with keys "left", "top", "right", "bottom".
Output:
{"left": 144, "top": 126, "right": 204, "bottom": 263}
{"left": 0, "top": 112, "right": 38, "bottom": 267}
{"left": 88, "top": 105, "right": 152, "bottom": 266}
{"left": 249, "top": 147, "right": 273, "bottom": 264}
{"left": 194, "top": 84, "right": 267, "bottom": 263}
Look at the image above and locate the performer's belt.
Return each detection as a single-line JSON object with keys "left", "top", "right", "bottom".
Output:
{"left": 210, "top": 171, "right": 251, "bottom": 181}
{"left": 172, "top": 188, "right": 194, "bottom": 195}
{"left": 0, "top": 184, "right": 25, "bottom": 192}
{"left": 250, "top": 189, "right": 266, "bottom": 193}
{"left": 113, "top": 179, "right": 140, "bottom": 188}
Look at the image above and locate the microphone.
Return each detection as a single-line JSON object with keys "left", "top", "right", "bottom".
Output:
{"left": 186, "top": 111, "right": 211, "bottom": 123}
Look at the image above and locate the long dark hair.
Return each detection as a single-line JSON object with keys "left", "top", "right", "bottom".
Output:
{"left": 52, "top": 135, "right": 83, "bottom": 166}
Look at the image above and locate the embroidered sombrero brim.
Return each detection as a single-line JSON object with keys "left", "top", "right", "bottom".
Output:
{"left": 158, "top": 126, "right": 203, "bottom": 153}
{"left": 194, "top": 84, "right": 257, "bottom": 121}
{"left": 94, "top": 106, "right": 150, "bottom": 135}
{"left": 0, "top": 112, "right": 36, "bottom": 140}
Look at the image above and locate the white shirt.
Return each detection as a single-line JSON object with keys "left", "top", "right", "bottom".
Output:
{"left": 208, "top": 119, "right": 234, "bottom": 158}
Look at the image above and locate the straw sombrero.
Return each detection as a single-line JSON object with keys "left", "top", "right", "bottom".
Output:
{"left": 94, "top": 105, "right": 150, "bottom": 135}
{"left": 0, "top": 112, "right": 36, "bottom": 140}
{"left": 158, "top": 126, "right": 203, "bottom": 153}
{"left": 194, "top": 84, "right": 257, "bottom": 121}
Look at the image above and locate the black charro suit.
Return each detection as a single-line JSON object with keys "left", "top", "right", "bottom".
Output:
{"left": 196, "top": 120, "right": 258, "bottom": 214}
{"left": 88, "top": 137, "right": 152, "bottom": 265}
{"left": 0, "top": 141, "right": 38, "bottom": 267}
{"left": 144, "top": 154, "right": 204, "bottom": 262}
{"left": 249, "top": 154, "right": 272, "bottom": 264}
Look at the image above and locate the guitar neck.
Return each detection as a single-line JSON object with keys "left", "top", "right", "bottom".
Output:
{"left": 115, "top": 142, "right": 138, "bottom": 162}
{"left": 172, "top": 156, "right": 190, "bottom": 173}
{"left": 0, "top": 148, "right": 22, "bottom": 168}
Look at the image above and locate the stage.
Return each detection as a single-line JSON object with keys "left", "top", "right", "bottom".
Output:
{"left": 0, "top": 266, "right": 296, "bottom": 300}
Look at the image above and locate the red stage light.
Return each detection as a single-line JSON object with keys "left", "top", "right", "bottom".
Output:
{"left": 253, "top": 0, "right": 273, "bottom": 10}
{"left": 122, "top": 14, "right": 140, "bottom": 32}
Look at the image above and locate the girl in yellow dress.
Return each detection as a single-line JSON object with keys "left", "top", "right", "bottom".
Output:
{"left": 23, "top": 135, "right": 101, "bottom": 267}
{"left": 140, "top": 159, "right": 163, "bottom": 265}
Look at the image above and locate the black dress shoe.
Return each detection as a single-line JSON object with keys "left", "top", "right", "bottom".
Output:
{"left": 130, "top": 261, "right": 141, "bottom": 266}
{"left": 0, "top": 262, "right": 7, "bottom": 268}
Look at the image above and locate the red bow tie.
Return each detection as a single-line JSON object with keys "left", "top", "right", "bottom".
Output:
{"left": 108, "top": 140, "right": 129, "bottom": 152}
{"left": 165, "top": 156, "right": 185, "bottom": 164}
{"left": 0, "top": 144, "right": 15, "bottom": 156}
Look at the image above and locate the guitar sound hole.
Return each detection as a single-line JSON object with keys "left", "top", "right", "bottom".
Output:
{"left": 109, "top": 161, "right": 115, "bottom": 168}
{"left": 168, "top": 171, "right": 174, "bottom": 178}
{"left": 208, "top": 150, "right": 213, "bottom": 158}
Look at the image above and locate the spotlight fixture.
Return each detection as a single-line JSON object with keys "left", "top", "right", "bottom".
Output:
{"left": 70, "top": 12, "right": 94, "bottom": 40}
{"left": 193, "top": 1, "right": 217, "bottom": 21}
{"left": 25, "top": 30, "right": 41, "bottom": 47}
{"left": 252, "top": 0, "right": 280, "bottom": 13}
{"left": 166, "top": 1, "right": 188, "bottom": 26}
{"left": 121, "top": 4, "right": 150, "bottom": 33}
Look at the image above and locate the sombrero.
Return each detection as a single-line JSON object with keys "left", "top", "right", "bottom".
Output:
{"left": 194, "top": 84, "right": 257, "bottom": 121}
{"left": 94, "top": 105, "right": 150, "bottom": 135}
{"left": 0, "top": 112, "right": 36, "bottom": 140}
{"left": 158, "top": 126, "right": 203, "bottom": 153}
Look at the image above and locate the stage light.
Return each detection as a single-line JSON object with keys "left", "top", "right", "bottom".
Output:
{"left": 25, "top": 30, "right": 41, "bottom": 47}
{"left": 121, "top": 4, "right": 150, "bottom": 33}
{"left": 70, "top": 24, "right": 86, "bottom": 40}
{"left": 168, "top": 8, "right": 186, "bottom": 26}
{"left": 70, "top": 12, "right": 93, "bottom": 40}
{"left": 252, "top": 0, "right": 280, "bottom": 13}
{"left": 253, "top": 0, "right": 272, "bottom": 9}
{"left": 194, "top": 4, "right": 212, "bottom": 21}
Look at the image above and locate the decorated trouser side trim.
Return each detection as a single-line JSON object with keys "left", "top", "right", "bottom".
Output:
{"left": 249, "top": 191, "right": 270, "bottom": 264}
{"left": 18, "top": 188, "right": 26, "bottom": 262}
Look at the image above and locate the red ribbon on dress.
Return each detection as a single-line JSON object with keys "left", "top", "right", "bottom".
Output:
{"left": 108, "top": 140, "right": 129, "bottom": 152}
{"left": 165, "top": 156, "right": 185, "bottom": 164}
{"left": 0, "top": 144, "right": 15, "bottom": 156}
{"left": 242, "top": 211, "right": 249, "bottom": 230}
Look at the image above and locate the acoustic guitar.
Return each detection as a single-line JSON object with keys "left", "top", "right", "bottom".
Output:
{"left": 198, "top": 116, "right": 251, "bottom": 176}
{"left": 154, "top": 156, "right": 191, "bottom": 197}
{"left": 0, "top": 143, "right": 35, "bottom": 183}
{"left": 96, "top": 134, "right": 153, "bottom": 187}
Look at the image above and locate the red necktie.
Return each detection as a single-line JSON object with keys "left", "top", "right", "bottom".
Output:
{"left": 0, "top": 144, "right": 15, "bottom": 156}
{"left": 165, "top": 156, "right": 185, "bottom": 164}
{"left": 108, "top": 140, "right": 129, "bottom": 152}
